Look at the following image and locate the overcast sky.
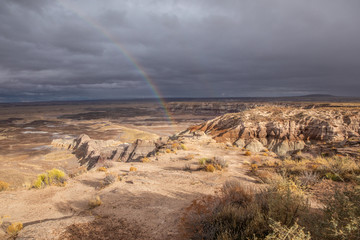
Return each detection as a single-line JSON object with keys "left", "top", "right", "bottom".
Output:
{"left": 0, "top": 0, "right": 359, "bottom": 102}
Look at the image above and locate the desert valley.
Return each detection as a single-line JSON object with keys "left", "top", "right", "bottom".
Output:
{"left": 0, "top": 97, "right": 360, "bottom": 239}
{"left": 1, "top": 1, "right": 360, "bottom": 239}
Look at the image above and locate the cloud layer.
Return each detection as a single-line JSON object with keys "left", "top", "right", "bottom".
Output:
{"left": 1, "top": 0, "right": 359, "bottom": 101}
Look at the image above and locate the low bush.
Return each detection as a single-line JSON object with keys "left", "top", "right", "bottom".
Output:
{"left": 265, "top": 221, "right": 311, "bottom": 240}
{"left": 245, "top": 151, "right": 251, "bottom": 156}
{"left": 205, "top": 164, "right": 215, "bottom": 172}
{"left": 250, "top": 163, "right": 258, "bottom": 173}
{"left": 182, "top": 178, "right": 309, "bottom": 239}
{"left": 89, "top": 196, "right": 102, "bottom": 209}
{"left": 141, "top": 157, "right": 150, "bottom": 163}
{"left": 180, "top": 144, "right": 188, "bottom": 150}
{"left": 280, "top": 156, "right": 360, "bottom": 182}
{"left": 321, "top": 187, "right": 360, "bottom": 240}
{"left": 0, "top": 181, "right": 9, "bottom": 191}
{"left": 32, "top": 168, "right": 66, "bottom": 189}
{"left": 129, "top": 166, "right": 137, "bottom": 172}
{"left": 97, "top": 167, "right": 107, "bottom": 172}
{"left": 7, "top": 222, "right": 23, "bottom": 236}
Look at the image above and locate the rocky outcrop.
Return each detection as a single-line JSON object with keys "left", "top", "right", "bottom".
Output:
{"left": 185, "top": 106, "right": 360, "bottom": 156}
{"left": 52, "top": 134, "right": 168, "bottom": 169}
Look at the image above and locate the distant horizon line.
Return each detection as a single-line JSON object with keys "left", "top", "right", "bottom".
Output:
{"left": 2, "top": 94, "right": 360, "bottom": 104}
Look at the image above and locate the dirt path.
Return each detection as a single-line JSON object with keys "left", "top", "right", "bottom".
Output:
{"left": 0, "top": 142, "right": 258, "bottom": 239}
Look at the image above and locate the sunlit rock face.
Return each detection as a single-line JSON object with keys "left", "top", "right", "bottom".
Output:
{"left": 186, "top": 106, "right": 360, "bottom": 156}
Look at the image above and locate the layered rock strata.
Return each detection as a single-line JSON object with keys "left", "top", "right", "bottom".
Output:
{"left": 52, "top": 134, "right": 168, "bottom": 169}
{"left": 185, "top": 106, "right": 360, "bottom": 156}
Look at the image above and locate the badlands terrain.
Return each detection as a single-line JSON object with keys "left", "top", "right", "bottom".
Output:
{"left": 0, "top": 98, "right": 360, "bottom": 239}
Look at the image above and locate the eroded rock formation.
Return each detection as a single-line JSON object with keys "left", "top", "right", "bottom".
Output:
{"left": 52, "top": 134, "right": 168, "bottom": 169}
{"left": 185, "top": 106, "right": 360, "bottom": 156}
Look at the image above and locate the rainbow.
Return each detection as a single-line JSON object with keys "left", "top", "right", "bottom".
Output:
{"left": 57, "top": 0, "right": 174, "bottom": 124}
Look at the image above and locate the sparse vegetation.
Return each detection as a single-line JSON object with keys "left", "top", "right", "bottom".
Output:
{"left": 183, "top": 164, "right": 191, "bottom": 171}
{"left": 205, "top": 164, "right": 215, "bottom": 172}
{"left": 0, "top": 215, "right": 10, "bottom": 226}
{"left": 279, "top": 156, "right": 360, "bottom": 182}
{"left": 129, "top": 166, "right": 137, "bottom": 172}
{"left": 165, "top": 149, "right": 171, "bottom": 153}
{"left": 7, "top": 222, "right": 23, "bottom": 236}
{"left": 69, "top": 166, "right": 87, "bottom": 178}
{"left": 89, "top": 196, "right": 102, "bottom": 209}
{"left": 103, "top": 172, "right": 118, "bottom": 186}
{"left": 198, "top": 157, "right": 228, "bottom": 172}
{"left": 32, "top": 168, "right": 67, "bottom": 189}
{"left": 0, "top": 181, "right": 9, "bottom": 191}
{"left": 180, "top": 144, "right": 188, "bottom": 150}
{"left": 251, "top": 163, "right": 258, "bottom": 173}
{"left": 141, "top": 157, "right": 150, "bottom": 163}
{"left": 245, "top": 151, "right": 251, "bottom": 156}
{"left": 97, "top": 166, "right": 107, "bottom": 172}
{"left": 321, "top": 187, "right": 360, "bottom": 240}
{"left": 182, "top": 178, "right": 309, "bottom": 239}
{"left": 183, "top": 154, "right": 195, "bottom": 161}
{"left": 265, "top": 221, "right": 311, "bottom": 240}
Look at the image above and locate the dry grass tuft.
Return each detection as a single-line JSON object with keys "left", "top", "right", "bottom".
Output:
{"left": 129, "top": 166, "right": 137, "bottom": 172}
{"left": 97, "top": 167, "right": 107, "bottom": 172}
{"left": 7, "top": 222, "right": 23, "bottom": 236}
{"left": 205, "top": 164, "right": 215, "bottom": 172}
{"left": 183, "top": 154, "right": 195, "bottom": 161}
{"left": 89, "top": 196, "right": 102, "bottom": 209}
{"left": 180, "top": 144, "right": 188, "bottom": 150}
{"left": 141, "top": 157, "right": 150, "bottom": 163}
{"left": 245, "top": 151, "right": 252, "bottom": 156}
{"left": 0, "top": 181, "right": 9, "bottom": 191}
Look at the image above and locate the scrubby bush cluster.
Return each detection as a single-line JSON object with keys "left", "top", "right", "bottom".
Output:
{"left": 182, "top": 177, "right": 360, "bottom": 240}
{"left": 199, "top": 157, "right": 228, "bottom": 172}
{"left": 32, "top": 168, "right": 67, "bottom": 189}
{"left": 182, "top": 179, "right": 309, "bottom": 239}
{"left": 281, "top": 156, "right": 360, "bottom": 182}
{"left": 248, "top": 155, "right": 360, "bottom": 186}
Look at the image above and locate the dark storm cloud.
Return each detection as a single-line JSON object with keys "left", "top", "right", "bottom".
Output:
{"left": 0, "top": 0, "right": 360, "bottom": 102}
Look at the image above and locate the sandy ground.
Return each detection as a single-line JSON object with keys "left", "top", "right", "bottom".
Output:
{"left": 0, "top": 139, "right": 258, "bottom": 239}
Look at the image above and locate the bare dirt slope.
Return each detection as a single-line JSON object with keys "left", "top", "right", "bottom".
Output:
{"left": 0, "top": 138, "right": 257, "bottom": 239}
